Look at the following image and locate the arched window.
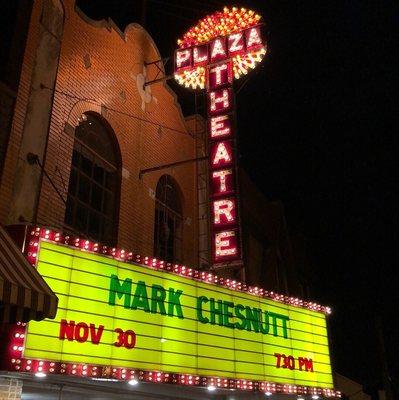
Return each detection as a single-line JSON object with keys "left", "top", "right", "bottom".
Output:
{"left": 154, "top": 175, "right": 183, "bottom": 263}
{"left": 64, "top": 112, "right": 121, "bottom": 246}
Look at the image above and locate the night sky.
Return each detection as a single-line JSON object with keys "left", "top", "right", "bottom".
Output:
{"left": 77, "top": 1, "right": 398, "bottom": 397}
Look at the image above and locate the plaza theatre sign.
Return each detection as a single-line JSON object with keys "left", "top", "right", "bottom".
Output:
{"left": 174, "top": 7, "right": 266, "bottom": 267}
{"left": 2, "top": 227, "right": 340, "bottom": 398}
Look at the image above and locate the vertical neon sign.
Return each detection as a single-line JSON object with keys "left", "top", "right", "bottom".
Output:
{"left": 174, "top": 7, "right": 266, "bottom": 266}
{"left": 207, "top": 61, "right": 239, "bottom": 263}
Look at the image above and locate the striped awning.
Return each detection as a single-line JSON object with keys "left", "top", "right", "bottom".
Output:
{"left": 0, "top": 225, "right": 58, "bottom": 323}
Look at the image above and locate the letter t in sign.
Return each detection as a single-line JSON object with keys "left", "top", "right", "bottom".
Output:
{"left": 207, "top": 61, "right": 233, "bottom": 90}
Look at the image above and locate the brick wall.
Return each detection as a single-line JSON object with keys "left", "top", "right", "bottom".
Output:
{"left": 0, "top": 0, "right": 41, "bottom": 223}
{"left": 0, "top": 84, "right": 16, "bottom": 178}
{"left": 0, "top": 0, "right": 199, "bottom": 267}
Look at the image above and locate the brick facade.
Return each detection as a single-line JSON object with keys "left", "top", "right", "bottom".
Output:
{"left": 0, "top": 1, "right": 40, "bottom": 223}
{"left": 0, "top": 0, "right": 199, "bottom": 267}
{"left": 0, "top": 0, "right": 302, "bottom": 293}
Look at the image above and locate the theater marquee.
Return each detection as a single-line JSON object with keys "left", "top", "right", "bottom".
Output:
{"left": 4, "top": 228, "right": 339, "bottom": 397}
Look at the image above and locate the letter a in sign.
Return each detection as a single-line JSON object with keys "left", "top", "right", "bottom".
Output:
{"left": 212, "top": 142, "right": 232, "bottom": 166}
{"left": 210, "top": 38, "right": 227, "bottom": 61}
{"left": 246, "top": 27, "right": 262, "bottom": 49}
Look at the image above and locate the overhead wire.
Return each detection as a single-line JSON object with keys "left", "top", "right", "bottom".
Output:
{"left": 37, "top": 83, "right": 201, "bottom": 247}
{"left": 41, "top": 84, "right": 196, "bottom": 139}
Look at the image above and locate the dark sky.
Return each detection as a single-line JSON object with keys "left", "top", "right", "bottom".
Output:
{"left": 77, "top": 1, "right": 398, "bottom": 397}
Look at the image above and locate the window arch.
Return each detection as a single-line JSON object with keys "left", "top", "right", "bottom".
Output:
{"left": 154, "top": 175, "right": 183, "bottom": 263}
{"left": 64, "top": 112, "right": 121, "bottom": 246}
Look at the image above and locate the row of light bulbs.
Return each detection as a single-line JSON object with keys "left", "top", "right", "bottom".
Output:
{"left": 33, "top": 372, "right": 324, "bottom": 399}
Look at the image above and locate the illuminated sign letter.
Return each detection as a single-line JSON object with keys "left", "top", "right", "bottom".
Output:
{"left": 109, "top": 275, "right": 132, "bottom": 308}
{"left": 212, "top": 142, "right": 232, "bottom": 166}
{"left": 245, "top": 26, "right": 263, "bottom": 49}
{"left": 215, "top": 230, "right": 237, "bottom": 258}
{"left": 210, "top": 115, "right": 231, "bottom": 139}
{"left": 212, "top": 169, "right": 232, "bottom": 193}
{"left": 193, "top": 44, "right": 209, "bottom": 65}
{"left": 175, "top": 48, "right": 192, "bottom": 69}
{"left": 210, "top": 63, "right": 227, "bottom": 86}
{"left": 208, "top": 62, "right": 233, "bottom": 90}
{"left": 228, "top": 32, "right": 245, "bottom": 54}
{"left": 209, "top": 89, "right": 231, "bottom": 113}
{"left": 213, "top": 199, "right": 236, "bottom": 224}
{"left": 210, "top": 38, "right": 227, "bottom": 61}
